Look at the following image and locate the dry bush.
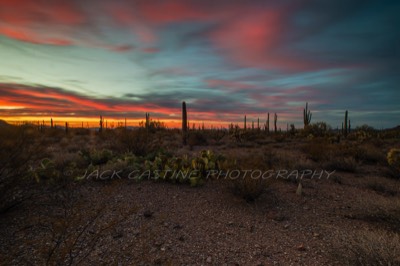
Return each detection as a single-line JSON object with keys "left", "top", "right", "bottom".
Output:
{"left": 0, "top": 124, "right": 43, "bottom": 213}
{"left": 41, "top": 184, "right": 136, "bottom": 265}
{"left": 225, "top": 152, "right": 273, "bottom": 202}
{"left": 324, "top": 156, "right": 359, "bottom": 172}
{"left": 302, "top": 139, "right": 332, "bottom": 162}
{"left": 334, "top": 191, "right": 400, "bottom": 264}
{"left": 356, "top": 144, "right": 386, "bottom": 165}
{"left": 114, "top": 128, "right": 151, "bottom": 156}
{"left": 365, "top": 176, "right": 398, "bottom": 196}
{"left": 231, "top": 173, "right": 270, "bottom": 202}
{"left": 345, "top": 196, "right": 400, "bottom": 233}
{"left": 0, "top": 182, "right": 137, "bottom": 265}
{"left": 303, "top": 122, "right": 332, "bottom": 137}
{"left": 187, "top": 131, "right": 208, "bottom": 148}
{"left": 333, "top": 229, "right": 400, "bottom": 266}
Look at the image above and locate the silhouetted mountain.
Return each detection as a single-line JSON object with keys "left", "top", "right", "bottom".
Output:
{"left": 0, "top": 120, "right": 12, "bottom": 128}
{"left": 387, "top": 125, "right": 400, "bottom": 131}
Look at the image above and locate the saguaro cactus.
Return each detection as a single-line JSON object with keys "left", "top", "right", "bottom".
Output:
{"left": 274, "top": 113, "right": 278, "bottom": 133}
{"left": 303, "top": 102, "right": 312, "bottom": 128}
{"left": 266, "top": 113, "right": 270, "bottom": 132}
{"left": 244, "top": 115, "right": 247, "bottom": 131}
{"left": 50, "top": 118, "right": 54, "bottom": 129}
{"left": 65, "top": 122, "right": 69, "bottom": 133}
{"left": 99, "top": 115, "right": 103, "bottom": 132}
{"left": 344, "top": 110, "right": 349, "bottom": 137}
{"left": 145, "top": 112, "right": 150, "bottom": 129}
{"left": 182, "top": 101, "right": 188, "bottom": 145}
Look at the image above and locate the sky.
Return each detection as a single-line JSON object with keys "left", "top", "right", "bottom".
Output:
{"left": 0, "top": 0, "right": 399, "bottom": 129}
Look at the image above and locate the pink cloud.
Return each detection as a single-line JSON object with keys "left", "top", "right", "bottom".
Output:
{"left": 210, "top": 6, "right": 313, "bottom": 71}
{"left": 0, "top": 0, "right": 135, "bottom": 50}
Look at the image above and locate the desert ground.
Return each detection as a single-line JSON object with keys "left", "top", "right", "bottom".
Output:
{"left": 0, "top": 120, "right": 399, "bottom": 265}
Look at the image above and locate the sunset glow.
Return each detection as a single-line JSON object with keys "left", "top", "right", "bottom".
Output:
{"left": 0, "top": 0, "right": 399, "bottom": 128}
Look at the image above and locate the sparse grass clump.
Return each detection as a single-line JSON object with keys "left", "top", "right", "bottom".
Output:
{"left": 334, "top": 229, "right": 400, "bottom": 266}
{"left": 231, "top": 173, "right": 270, "bottom": 202}
{"left": 225, "top": 153, "right": 273, "bottom": 202}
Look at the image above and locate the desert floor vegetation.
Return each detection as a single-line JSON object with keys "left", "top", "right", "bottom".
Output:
{"left": 0, "top": 121, "right": 399, "bottom": 265}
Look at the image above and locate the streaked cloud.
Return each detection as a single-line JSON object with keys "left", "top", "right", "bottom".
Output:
{"left": 0, "top": 0, "right": 399, "bottom": 128}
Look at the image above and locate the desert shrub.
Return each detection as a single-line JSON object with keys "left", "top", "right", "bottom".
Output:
{"left": 84, "top": 154, "right": 141, "bottom": 181}
{"left": 73, "top": 127, "right": 91, "bottom": 136}
{"left": 366, "top": 179, "right": 397, "bottom": 196}
{"left": 79, "top": 149, "right": 114, "bottom": 166}
{"left": 206, "top": 129, "right": 227, "bottom": 145}
{"left": 333, "top": 229, "right": 400, "bottom": 266}
{"left": 387, "top": 148, "right": 400, "bottom": 178}
{"left": 303, "top": 122, "right": 332, "bottom": 137}
{"left": 41, "top": 184, "right": 136, "bottom": 265}
{"left": 115, "top": 128, "right": 153, "bottom": 156}
{"left": 231, "top": 173, "right": 269, "bottom": 202}
{"left": 302, "top": 139, "right": 332, "bottom": 162}
{"left": 354, "top": 144, "right": 386, "bottom": 165}
{"left": 0, "top": 124, "right": 43, "bottom": 213}
{"left": 31, "top": 158, "right": 59, "bottom": 182}
{"left": 273, "top": 133, "right": 287, "bottom": 143}
{"left": 345, "top": 196, "right": 400, "bottom": 233}
{"left": 224, "top": 153, "right": 271, "bottom": 202}
{"left": 187, "top": 131, "right": 208, "bottom": 148}
{"left": 324, "top": 156, "right": 359, "bottom": 172}
{"left": 141, "top": 150, "right": 226, "bottom": 186}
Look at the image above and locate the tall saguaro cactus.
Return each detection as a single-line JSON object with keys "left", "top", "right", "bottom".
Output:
{"left": 182, "top": 101, "right": 188, "bottom": 145}
{"left": 99, "top": 115, "right": 104, "bottom": 132}
{"left": 266, "top": 113, "right": 270, "bottom": 132}
{"left": 50, "top": 118, "right": 54, "bottom": 129}
{"left": 244, "top": 115, "right": 247, "bottom": 131}
{"left": 274, "top": 113, "right": 278, "bottom": 133}
{"left": 145, "top": 112, "right": 150, "bottom": 129}
{"left": 303, "top": 102, "right": 312, "bottom": 128}
{"left": 343, "top": 110, "right": 349, "bottom": 137}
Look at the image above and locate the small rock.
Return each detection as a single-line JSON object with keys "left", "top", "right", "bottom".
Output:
{"left": 178, "top": 235, "right": 185, "bottom": 241}
{"left": 206, "top": 256, "right": 212, "bottom": 263}
{"left": 297, "top": 244, "right": 306, "bottom": 251}
{"left": 173, "top": 224, "right": 183, "bottom": 230}
{"left": 296, "top": 182, "right": 303, "bottom": 196}
{"left": 284, "top": 224, "right": 290, "bottom": 229}
{"left": 143, "top": 210, "right": 153, "bottom": 218}
{"left": 112, "top": 232, "right": 123, "bottom": 239}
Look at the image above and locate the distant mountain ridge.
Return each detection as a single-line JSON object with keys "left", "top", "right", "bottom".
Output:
{"left": 0, "top": 120, "right": 12, "bottom": 128}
